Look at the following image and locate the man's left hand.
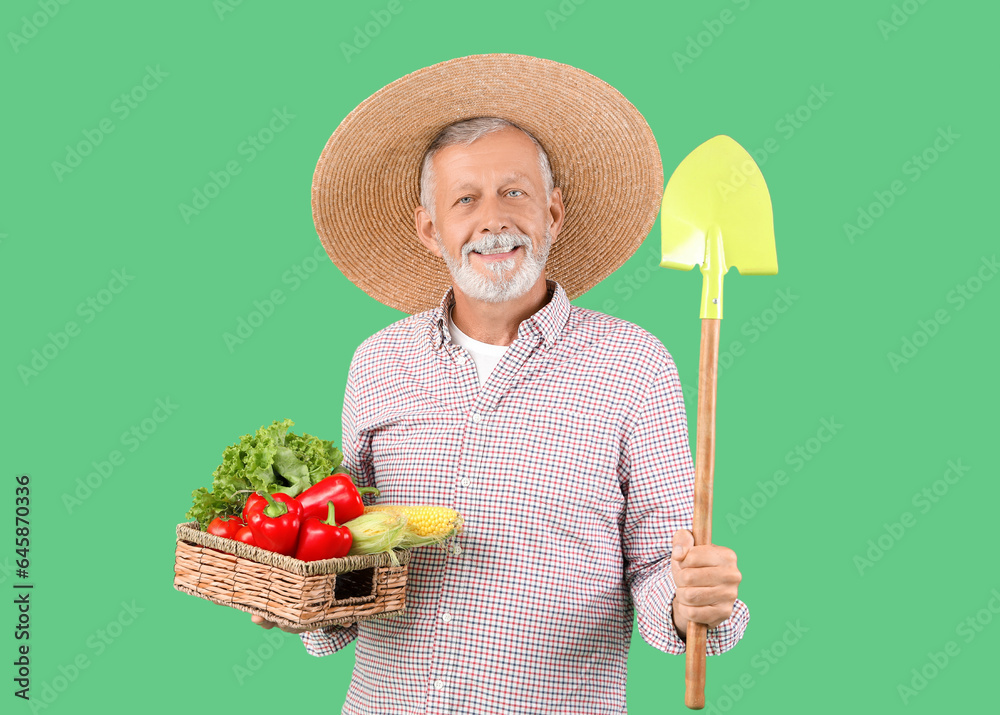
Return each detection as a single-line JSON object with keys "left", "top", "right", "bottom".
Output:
{"left": 670, "top": 529, "right": 742, "bottom": 639}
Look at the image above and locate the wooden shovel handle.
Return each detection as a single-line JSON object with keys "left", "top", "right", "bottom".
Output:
{"left": 685, "top": 318, "right": 719, "bottom": 709}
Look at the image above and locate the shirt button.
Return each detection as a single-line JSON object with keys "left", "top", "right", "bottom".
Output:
{"left": 460, "top": 477, "right": 471, "bottom": 487}
{"left": 441, "top": 612, "right": 453, "bottom": 623}
{"left": 452, "top": 544, "right": 463, "bottom": 555}
{"left": 455, "top": 353, "right": 468, "bottom": 364}
{"left": 471, "top": 412, "right": 482, "bottom": 423}
{"left": 434, "top": 679, "right": 445, "bottom": 690}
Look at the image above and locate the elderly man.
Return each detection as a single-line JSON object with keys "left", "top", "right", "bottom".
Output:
{"left": 254, "top": 55, "right": 748, "bottom": 714}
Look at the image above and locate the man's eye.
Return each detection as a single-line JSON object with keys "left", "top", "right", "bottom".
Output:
{"left": 458, "top": 197, "right": 472, "bottom": 204}
{"left": 508, "top": 190, "right": 524, "bottom": 197}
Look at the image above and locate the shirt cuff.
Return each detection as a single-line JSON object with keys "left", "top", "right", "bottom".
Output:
{"left": 299, "top": 621, "right": 358, "bottom": 657}
{"left": 634, "top": 561, "right": 750, "bottom": 655}
{"left": 633, "top": 560, "right": 687, "bottom": 654}
{"left": 704, "top": 597, "right": 750, "bottom": 655}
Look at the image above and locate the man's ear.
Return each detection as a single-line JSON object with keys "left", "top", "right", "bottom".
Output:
{"left": 414, "top": 204, "right": 442, "bottom": 257}
{"left": 547, "top": 187, "right": 565, "bottom": 246}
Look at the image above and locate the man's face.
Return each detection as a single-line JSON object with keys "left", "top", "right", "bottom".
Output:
{"left": 418, "top": 128, "right": 562, "bottom": 303}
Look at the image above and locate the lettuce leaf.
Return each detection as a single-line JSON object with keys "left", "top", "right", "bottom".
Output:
{"left": 272, "top": 446, "right": 310, "bottom": 495}
{"left": 186, "top": 418, "right": 346, "bottom": 530}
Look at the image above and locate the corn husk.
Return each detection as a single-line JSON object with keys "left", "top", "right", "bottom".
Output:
{"left": 365, "top": 505, "right": 464, "bottom": 549}
{"left": 343, "top": 510, "right": 407, "bottom": 566}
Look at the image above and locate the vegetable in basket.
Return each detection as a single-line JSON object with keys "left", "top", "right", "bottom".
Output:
{"left": 207, "top": 515, "right": 244, "bottom": 539}
{"left": 339, "top": 505, "right": 465, "bottom": 566}
{"left": 365, "top": 505, "right": 464, "bottom": 547}
{"left": 294, "top": 502, "right": 353, "bottom": 562}
{"left": 344, "top": 509, "right": 407, "bottom": 554}
{"left": 296, "top": 473, "right": 380, "bottom": 523}
{"left": 187, "top": 418, "right": 347, "bottom": 530}
{"left": 234, "top": 526, "right": 257, "bottom": 547}
{"left": 242, "top": 492, "right": 267, "bottom": 521}
{"left": 245, "top": 491, "right": 302, "bottom": 556}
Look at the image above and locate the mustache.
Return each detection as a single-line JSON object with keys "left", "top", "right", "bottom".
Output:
{"left": 462, "top": 232, "right": 531, "bottom": 258}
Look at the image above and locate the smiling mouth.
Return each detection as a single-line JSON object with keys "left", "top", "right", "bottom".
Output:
{"left": 471, "top": 246, "right": 522, "bottom": 260}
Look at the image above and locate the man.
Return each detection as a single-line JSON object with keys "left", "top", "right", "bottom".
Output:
{"left": 255, "top": 55, "right": 748, "bottom": 714}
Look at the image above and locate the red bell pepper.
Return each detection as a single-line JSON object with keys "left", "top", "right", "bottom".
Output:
{"left": 234, "top": 525, "right": 258, "bottom": 546}
{"left": 242, "top": 492, "right": 268, "bottom": 521}
{"left": 207, "top": 515, "right": 244, "bottom": 539}
{"left": 245, "top": 491, "right": 302, "bottom": 555}
{"left": 296, "top": 474, "right": 379, "bottom": 523}
{"left": 293, "top": 502, "right": 353, "bottom": 562}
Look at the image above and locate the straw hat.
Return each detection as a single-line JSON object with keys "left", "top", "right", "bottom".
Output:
{"left": 312, "top": 53, "right": 663, "bottom": 315}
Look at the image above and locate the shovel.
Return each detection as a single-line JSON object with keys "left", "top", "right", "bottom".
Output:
{"left": 659, "top": 135, "right": 778, "bottom": 709}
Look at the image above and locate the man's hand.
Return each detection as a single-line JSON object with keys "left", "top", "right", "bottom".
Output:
{"left": 670, "top": 529, "right": 742, "bottom": 640}
{"left": 251, "top": 615, "right": 311, "bottom": 633}
{"left": 250, "top": 615, "right": 354, "bottom": 634}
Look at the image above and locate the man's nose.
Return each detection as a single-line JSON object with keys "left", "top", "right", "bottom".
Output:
{"left": 477, "top": 193, "right": 510, "bottom": 234}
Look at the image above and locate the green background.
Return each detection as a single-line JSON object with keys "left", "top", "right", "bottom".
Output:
{"left": 3, "top": 0, "right": 997, "bottom": 712}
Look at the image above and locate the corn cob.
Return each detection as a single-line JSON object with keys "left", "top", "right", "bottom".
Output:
{"left": 364, "top": 505, "right": 464, "bottom": 547}
{"left": 343, "top": 509, "right": 407, "bottom": 565}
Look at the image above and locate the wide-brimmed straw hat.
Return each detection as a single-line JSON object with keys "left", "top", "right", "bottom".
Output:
{"left": 312, "top": 53, "right": 663, "bottom": 315}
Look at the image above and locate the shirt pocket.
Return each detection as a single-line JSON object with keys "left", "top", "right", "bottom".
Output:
{"left": 489, "top": 407, "right": 625, "bottom": 525}
{"left": 367, "top": 409, "right": 461, "bottom": 504}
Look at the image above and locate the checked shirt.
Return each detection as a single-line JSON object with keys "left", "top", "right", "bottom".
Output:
{"left": 301, "top": 280, "right": 749, "bottom": 714}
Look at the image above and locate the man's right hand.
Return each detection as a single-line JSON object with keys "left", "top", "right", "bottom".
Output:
{"left": 250, "top": 614, "right": 352, "bottom": 633}
{"left": 251, "top": 615, "right": 309, "bottom": 633}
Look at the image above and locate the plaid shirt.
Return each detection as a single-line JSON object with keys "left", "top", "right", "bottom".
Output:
{"left": 301, "top": 280, "right": 749, "bottom": 714}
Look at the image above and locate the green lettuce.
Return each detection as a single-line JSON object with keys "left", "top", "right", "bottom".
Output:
{"left": 186, "top": 418, "right": 345, "bottom": 530}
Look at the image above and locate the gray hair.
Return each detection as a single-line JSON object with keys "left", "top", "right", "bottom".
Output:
{"left": 418, "top": 117, "right": 555, "bottom": 222}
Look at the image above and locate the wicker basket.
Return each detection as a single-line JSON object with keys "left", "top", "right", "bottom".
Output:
{"left": 173, "top": 521, "right": 410, "bottom": 629}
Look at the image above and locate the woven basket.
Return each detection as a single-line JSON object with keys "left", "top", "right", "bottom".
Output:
{"left": 173, "top": 521, "right": 410, "bottom": 629}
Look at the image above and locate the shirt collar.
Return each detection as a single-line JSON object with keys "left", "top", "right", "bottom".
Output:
{"left": 424, "top": 279, "right": 570, "bottom": 350}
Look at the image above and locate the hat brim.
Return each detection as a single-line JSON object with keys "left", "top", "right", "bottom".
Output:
{"left": 312, "top": 53, "right": 663, "bottom": 315}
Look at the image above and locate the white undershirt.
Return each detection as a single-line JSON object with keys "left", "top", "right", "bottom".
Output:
{"left": 447, "top": 307, "right": 510, "bottom": 386}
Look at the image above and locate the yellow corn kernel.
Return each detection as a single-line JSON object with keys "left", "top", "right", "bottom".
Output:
{"left": 365, "top": 505, "right": 464, "bottom": 539}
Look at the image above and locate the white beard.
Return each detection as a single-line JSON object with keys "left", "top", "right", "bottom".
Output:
{"left": 435, "top": 228, "right": 551, "bottom": 303}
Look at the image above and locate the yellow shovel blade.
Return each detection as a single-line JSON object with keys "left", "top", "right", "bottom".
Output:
{"left": 660, "top": 135, "right": 778, "bottom": 319}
